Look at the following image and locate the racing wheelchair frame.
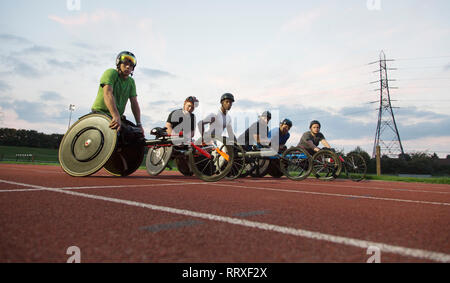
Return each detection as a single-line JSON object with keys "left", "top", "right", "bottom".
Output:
{"left": 58, "top": 113, "right": 234, "bottom": 182}
{"left": 226, "top": 144, "right": 313, "bottom": 181}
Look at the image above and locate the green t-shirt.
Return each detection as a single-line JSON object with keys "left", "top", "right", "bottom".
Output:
{"left": 91, "top": 68, "right": 137, "bottom": 116}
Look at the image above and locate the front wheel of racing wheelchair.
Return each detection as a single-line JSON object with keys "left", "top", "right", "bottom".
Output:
{"left": 59, "top": 113, "right": 145, "bottom": 177}
{"left": 279, "top": 147, "right": 313, "bottom": 181}
{"left": 189, "top": 137, "right": 235, "bottom": 182}
{"left": 311, "top": 148, "right": 342, "bottom": 180}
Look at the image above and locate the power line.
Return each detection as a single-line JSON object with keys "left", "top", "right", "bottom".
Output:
{"left": 395, "top": 55, "right": 450, "bottom": 61}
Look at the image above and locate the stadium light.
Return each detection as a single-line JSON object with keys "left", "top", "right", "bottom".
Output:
{"left": 68, "top": 104, "right": 75, "bottom": 130}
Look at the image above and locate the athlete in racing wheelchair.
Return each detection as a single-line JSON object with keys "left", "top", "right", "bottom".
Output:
{"left": 145, "top": 93, "right": 237, "bottom": 182}
{"left": 146, "top": 96, "right": 199, "bottom": 177}
{"left": 228, "top": 116, "right": 312, "bottom": 181}
{"left": 59, "top": 51, "right": 147, "bottom": 177}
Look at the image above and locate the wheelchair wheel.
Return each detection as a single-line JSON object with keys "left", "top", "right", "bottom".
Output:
{"left": 250, "top": 158, "right": 270, "bottom": 178}
{"left": 344, "top": 153, "right": 367, "bottom": 182}
{"left": 280, "top": 147, "right": 312, "bottom": 181}
{"left": 58, "top": 113, "right": 117, "bottom": 177}
{"left": 188, "top": 137, "right": 234, "bottom": 182}
{"left": 226, "top": 144, "right": 246, "bottom": 180}
{"left": 104, "top": 144, "right": 145, "bottom": 176}
{"left": 146, "top": 146, "right": 173, "bottom": 176}
{"left": 103, "top": 121, "right": 145, "bottom": 177}
{"left": 267, "top": 159, "right": 283, "bottom": 178}
{"left": 175, "top": 156, "right": 194, "bottom": 176}
{"left": 311, "top": 150, "right": 342, "bottom": 180}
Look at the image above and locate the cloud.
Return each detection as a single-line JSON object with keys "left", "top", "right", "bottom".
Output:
{"left": 13, "top": 59, "right": 42, "bottom": 78}
{"left": 48, "top": 10, "right": 120, "bottom": 26}
{"left": 47, "top": 59, "right": 76, "bottom": 70}
{"left": 444, "top": 63, "right": 450, "bottom": 71}
{"left": 20, "top": 45, "right": 54, "bottom": 55}
{"left": 0, "top": 34, "right": 32, "bottom": 45}
{"left": 0, "top": 80, "right": 10, "bottom": 92}
{"left": 40, "top": 91, "right": 63, "bottom": 101}
{"left": 71, "top": 41, "right": 94, "bottom": 49}
{"left": 281, "top": 9, "right": 322, "bottom": 33}
{"left": 139, "top": 67, "right": 175, "bottom": 78}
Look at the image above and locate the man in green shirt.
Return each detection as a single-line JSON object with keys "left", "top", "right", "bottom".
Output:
{"left": 92, "top": 51, "right": 143, "bottom": 134}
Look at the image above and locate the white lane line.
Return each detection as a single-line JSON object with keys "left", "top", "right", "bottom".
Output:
{"left": 301, "top": 182, "right": 450, "bottom": 194}
{"left": 0, "top": 188, "right": 46, "bottom": 192}
{"left": 0, "top": 181, "right": 205, "bottom": 193}
{"left": 60, "top": 182, "right": 205, "bottom": 191}
{"left": 1, "top": 178, "right": 448, "bottom": 207}
{"left": 1, "top": 179, "right": 449, "bottom": 263}
{"left": 242, "top": 179, "right": 450, "bottom": 194}
{"left": 206, "top": 183, "right": 450, "bottom": 206}
{"left": 0, "top": 167, "right": 65, "bottom": 174}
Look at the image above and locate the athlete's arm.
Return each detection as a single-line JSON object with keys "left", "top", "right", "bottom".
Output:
{"left": 130, "top": 96, "right": 143, "bottom": 134}
{"left": 165, "top": 122, "right": 174, "bottom": 135}
{"left": 321, "top": 139, "right": 331, "bottom": 149}
{"left": 103, "top": 85, "right": 121, "bottom": 131}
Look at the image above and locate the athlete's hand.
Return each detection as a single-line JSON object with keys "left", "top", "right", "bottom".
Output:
{"left": 110, "top": 115, "right": 122, "bottom": 131}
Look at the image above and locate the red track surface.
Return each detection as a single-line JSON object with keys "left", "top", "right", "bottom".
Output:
{"left": 0, "top": 163, "right": 449, "bottom": 263}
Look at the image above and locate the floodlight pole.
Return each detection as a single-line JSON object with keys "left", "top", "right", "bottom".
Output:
{"left": 68, "top": 104, "right": 75, "bottom": 130}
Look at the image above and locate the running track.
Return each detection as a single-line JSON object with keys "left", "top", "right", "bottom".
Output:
{"left": 0, "top": 163, "right": 449, "bottom": 263}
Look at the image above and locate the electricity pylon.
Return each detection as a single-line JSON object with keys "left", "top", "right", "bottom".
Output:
{"left": 370, "top": 51, "right": 405, "bottom": 158}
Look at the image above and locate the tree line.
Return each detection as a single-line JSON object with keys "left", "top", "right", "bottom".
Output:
{"left": 0, "top": 128, "right": 64, "bottom": 149}
{"left": 349, "top": 147, "right": 450, "bottom": 176}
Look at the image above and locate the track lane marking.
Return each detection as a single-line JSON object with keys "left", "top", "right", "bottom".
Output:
{"left": 0, "top": 182, "right": 206, "bottom": 193}
{"left": 242, "top": 179, "right": 450, "bottom": 194}
{"left": 1, "top": 178, "right": 449, "bottom": 206}
{"left": 1, "top": 179, "right": 449, "bottom": 263}
{"left": 206, "top": 183, "right": 450, "bottom": 206}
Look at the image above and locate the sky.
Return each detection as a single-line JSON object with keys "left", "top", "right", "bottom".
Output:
{"left": 0, "top": 0, "right": 449, "bottom": 157}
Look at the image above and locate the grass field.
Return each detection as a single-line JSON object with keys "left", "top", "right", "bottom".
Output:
{"left": 0, "top": 146, "right": 449, "bottom": 184}
{"left": 0, "top": 146, "right": 59, "bottom": 163}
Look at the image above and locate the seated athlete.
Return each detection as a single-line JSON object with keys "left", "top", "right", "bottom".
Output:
{"left": 297, "top": 120, "right": 332, "bottom": 155}
{"left": 237, "top": 111, "right": 271, "bottom": 150}
{"left": 91, "top": 51, "right": 144, "bottom": 135}
{"left": 197, "top": 93, "right": 236, "bottom": 144}
{"left": 165, "top": 96, "right": 199, "bottom": 139}
{"left": 268, "top": 118, "right": 292, "bottom": 153}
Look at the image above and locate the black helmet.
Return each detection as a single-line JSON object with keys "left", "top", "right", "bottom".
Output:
{"left": 116, "top": 51, "right": 137, "bottom": 67}
{"left": 185, "top": 96, "right": 199, "bottom": 107}
{"left": 220, "top": 93, "right": 235, "bottom": 103}
{"left": 260, "top": 111, "right": 272, "bottom": 120}
{"left": 281, "top": 118, "right": 292, "bottom": 127}
{"left": 310, "top": 120, "right": 321, "bottom": 129}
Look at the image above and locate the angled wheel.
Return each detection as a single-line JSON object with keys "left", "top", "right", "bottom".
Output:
{"left": 311, "top": 149, "right": 342, "bottom": 180}
{"left": 58, "top": 113, "right": 117, "bottom": 177}
{"left": 267, "top": 159, "right": 283, "bottom": 178}
{"left": 189, "top": 137, "right": 234, "bottom": 182}
{"left": 226, "top": 144, "right": 246, "bottom": 180}
{"left": 175, "top": 156, "right": 194, "bottom": 176}
{"left": 344, "top": 153, "right": 367, "bottom": 182}
{"left": 146, "top": 146, "right": 173, "bottom": 176}
{"left": 250, "top": 158, "right": 270, "bottom": 178}
{"left": 280, "top": 147, "right": 312, "bottom": 181}
{"left": 104, "top": 122, "right": 145, "bottom": 176}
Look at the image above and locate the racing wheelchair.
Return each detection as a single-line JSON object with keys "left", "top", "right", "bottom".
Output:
{"left": 226, "top": 144, "right": 313, "bottom": 181}
{"left": 145, "top": 127, "right": 236, "bottom": 182}
{"left": 58, "top": 113, "right": 235, "bottom": 182}
{"left": 310, "top": 148, "right": 367, "bottom": 181}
